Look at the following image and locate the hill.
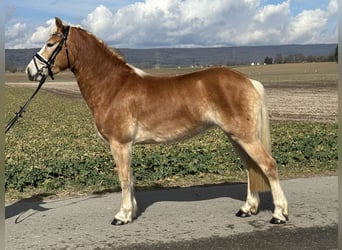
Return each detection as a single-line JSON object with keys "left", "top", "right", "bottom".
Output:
{"left": 5, "top": 44, "right": 337, "bottom": 71}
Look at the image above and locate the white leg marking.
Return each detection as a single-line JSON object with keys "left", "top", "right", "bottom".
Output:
{"left": 110, "top": 142, "right": 137, "bottom": 223}
{"left": 240, "top": 172, "right": 260, "bottom": 215}
{"left": 269, "top": 180, "right": 288, "bottom": 221}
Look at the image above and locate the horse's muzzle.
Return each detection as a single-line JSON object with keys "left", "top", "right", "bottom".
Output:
{"left": 26, "top": 67, "right": 42, "bottom": 82}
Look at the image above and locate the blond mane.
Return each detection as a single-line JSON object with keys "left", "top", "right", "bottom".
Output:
{"left": 70, "top": 25, "right": 148, "bottom": 78}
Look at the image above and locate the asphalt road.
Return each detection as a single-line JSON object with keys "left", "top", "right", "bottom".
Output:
{"left": 5, "top": 176, "right": 338, "bottom": 249}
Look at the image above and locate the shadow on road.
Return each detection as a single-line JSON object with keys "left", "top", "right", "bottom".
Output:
{"left": 5, "top": 182, "right": 274, "bottom": 223}
{"left": 5, "top": 196, "right": 51, "bottom": 222}
{"left": 5, "top": 194, "right": 103, "bottom": 223}
{"left": 135, "top": 182, "right": 274, "bottom": 218}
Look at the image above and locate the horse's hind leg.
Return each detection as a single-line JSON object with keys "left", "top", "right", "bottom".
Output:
{"left": 230, "top": 140, "right": 261, "bottom": 217}
{"left": 230, "top": 138, "right": 288, "bottom": 224}
{"left": 109, "top": 141, "right": 137, "bottom": 225}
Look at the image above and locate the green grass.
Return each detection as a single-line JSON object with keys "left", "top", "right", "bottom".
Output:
{"left": 5, "top": 86, "right": 337, "bottom": 201}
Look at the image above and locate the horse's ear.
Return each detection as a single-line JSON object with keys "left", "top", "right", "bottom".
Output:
{"left": 55, "top": 17, "right": 64, "bottom": 32}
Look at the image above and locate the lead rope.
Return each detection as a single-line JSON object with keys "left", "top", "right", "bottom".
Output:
{"left": 5, "top": 75, "right": 47, "bottom": 134}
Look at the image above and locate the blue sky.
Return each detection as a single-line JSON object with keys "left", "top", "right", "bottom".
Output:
{"left": 5, "top": 1, "right": 139, "bottom": 25}
{"left": 5, "top": 0, "right": 338, "bottom": 49}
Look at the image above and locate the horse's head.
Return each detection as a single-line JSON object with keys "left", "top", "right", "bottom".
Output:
{"left": 26, "top": 17, "right": 71, "bottom": 81}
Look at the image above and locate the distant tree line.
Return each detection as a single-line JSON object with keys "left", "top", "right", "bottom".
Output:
{"left": 5, "top": 45, "right": 338, "bottom": 72}
{"left": 6, "top": 65, "right": 18, "bottom": 73}
{"left": 265, "top": 48, "right": 337, "bottom": 64}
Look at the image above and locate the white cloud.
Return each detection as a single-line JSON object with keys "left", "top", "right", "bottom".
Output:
{"left": 254, "top": 1, "right": 290, "bottom": 24}
{"left": 79, "top": 0, "right": 337, "bottom": 47}
{"left": 286, "top": 0, "right": 338, "bottom": 44}
{"left": 5, "top": 22, "right": 29, "bottom": 49}
{"left": 82, "top": 5, "right": 114, "bottom": 39}
{"left": 287, "top": 9, "right": 327, "bottom": 43}
{"left": 327, "top": 0, "right": 338, "bottom": 15}
{"left": 80, "top": 0, "right": 264, "bottom": 47}
{"left": 27, "top": 19, "right": 57, "bottom": 45}
{"left": 5, "top": 0, "right": 338, "bottom": 48}
{"left": 5, "top": 22, "right": 27, "bottom": 40}
{"left": 6, "top": 19, "right": 56, "bottom": 49}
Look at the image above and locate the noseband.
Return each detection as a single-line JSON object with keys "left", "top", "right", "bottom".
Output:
{"left": 32, "top": 26, "right": 71, "bottom": 80}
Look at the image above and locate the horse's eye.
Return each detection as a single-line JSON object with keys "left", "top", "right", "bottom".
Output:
{"left": 47, "top": 43, "right": 55, "bottom": 47}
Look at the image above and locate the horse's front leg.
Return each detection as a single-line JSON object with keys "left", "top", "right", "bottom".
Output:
{"left": 109, "top": 141, "right": 137, "bottom": 225}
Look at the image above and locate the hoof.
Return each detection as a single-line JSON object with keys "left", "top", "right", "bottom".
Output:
{"left": 235, "top": 209, "right": 251, "bottom": 218}
{"left": 251, "top": 210, "right": 259, "bottom": 215}
{"left": 270, "top": 217, "right": 287, "bottom": 224}
{"left": 111, "top": 218, "right": 127, "bottom": 226}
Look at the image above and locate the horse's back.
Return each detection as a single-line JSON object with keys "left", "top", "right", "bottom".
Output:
{"left": 139, "top": 67, "right": 256, "bottom": 99}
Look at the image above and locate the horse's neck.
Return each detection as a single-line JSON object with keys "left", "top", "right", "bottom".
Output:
{"left": 70, "top": 30, "right": 128, "bottom": 111}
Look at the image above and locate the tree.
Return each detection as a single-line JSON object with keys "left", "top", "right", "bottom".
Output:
{"left": 274, "top": 53, "right": 283, "bottom": 64}
{"left": 5, "top": 65, "right": 17, "bottom": 73}
{"left": 283, "top": 53, "right": 305, "bottom": 63}
{"left": 264, "top": 56, "right": 273, "bottom": 65}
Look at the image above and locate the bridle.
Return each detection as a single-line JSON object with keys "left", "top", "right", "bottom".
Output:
{"left": 32, "top": 25, "right": 71, "bottom": 80}
{"left": 5, "top": 26, "right": 71, "bottom": 133}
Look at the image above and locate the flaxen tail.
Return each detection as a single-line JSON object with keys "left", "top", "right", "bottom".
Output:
{"left": 249, "top": 79, "right": 271, "bottom": 192}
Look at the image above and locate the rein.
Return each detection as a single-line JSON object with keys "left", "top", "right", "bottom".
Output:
{"left": 5, "top": 76, "right": 47, "bottom": 133}
{"left": 5, "top": 26, "right": 70, "bottom": 134}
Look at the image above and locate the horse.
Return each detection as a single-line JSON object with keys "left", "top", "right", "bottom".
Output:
{"left": 26, "top": 17, "right": 288, "bottom": 226}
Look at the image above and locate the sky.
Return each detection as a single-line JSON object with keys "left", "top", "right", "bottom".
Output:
{"left": 5, "top": 0, "right": 338, "bottom": 49}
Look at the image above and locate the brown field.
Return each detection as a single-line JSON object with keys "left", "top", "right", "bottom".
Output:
{"left": 6, "top": 62, "right": 338, "bottom": 123}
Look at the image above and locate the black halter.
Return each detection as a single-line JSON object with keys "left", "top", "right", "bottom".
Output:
{"left": 32, "top": 26, "right": 71, "bottom": 80}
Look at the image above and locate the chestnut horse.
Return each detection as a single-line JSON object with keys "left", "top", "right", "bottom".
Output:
{"left": 26, "top": 18, "right": 288, "bottom": 225}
